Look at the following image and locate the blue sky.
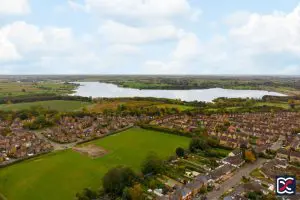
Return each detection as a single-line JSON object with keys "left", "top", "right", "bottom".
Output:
{"left": 0, "top": 0, "right": 300, "bottom": 74}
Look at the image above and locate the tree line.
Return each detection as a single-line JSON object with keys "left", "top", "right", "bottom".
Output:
{"left": 0, "top": 94, "right": 92, "bottom": 104}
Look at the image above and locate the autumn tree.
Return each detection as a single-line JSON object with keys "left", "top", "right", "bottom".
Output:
{"left": 288, "top": 99, "right": 295, "bottom": 109}
{"left": 244, "top": 150, "right": 256, "bottom": 162}
{"left": 128, "top": 184, "right": 145, "bottom": 200}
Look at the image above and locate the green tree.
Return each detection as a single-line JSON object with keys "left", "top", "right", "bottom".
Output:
{"left": 245, "top": 191, "right": 263, "bottom": 200}
{"left": 189, "top": 138, "right": 209, "bottom": 153}
{"left": 141, "top": 153, "right": 164, "bottom": 175}
{"left": 103, "top": 166, "right": 137, "bottom": 196}
{"left": 207, "top": 137, "right": 219, "bottom": 147}
{"left": 176, "top": 147, "right": 185, "bottom": 157}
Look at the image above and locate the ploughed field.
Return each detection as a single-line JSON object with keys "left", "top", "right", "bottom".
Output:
{"left": 0, "top": 128, "right": 190, "bottom": 200}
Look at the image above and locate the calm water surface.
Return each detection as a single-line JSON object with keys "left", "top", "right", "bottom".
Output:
{"left": 73, "top": 82, "right": 286, "bottom": 102}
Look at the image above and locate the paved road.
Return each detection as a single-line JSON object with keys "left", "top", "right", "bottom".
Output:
{"left": 34, "top": 131, "right": 77, "bottom": 151}
{"left": 206, "top": 158, "right": 267, "bottom": 200}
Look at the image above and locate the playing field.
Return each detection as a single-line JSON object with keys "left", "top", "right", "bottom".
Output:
{"left": 0, "top": 128, "right": 190, "bottom": 200}
{"left": 0, "top": 100, "right": 90, "bottom": 111}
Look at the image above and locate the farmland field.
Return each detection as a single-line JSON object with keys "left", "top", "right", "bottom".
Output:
{"left": 0, "top": 100, "right": 90, "bottom": 111}
{"left": 0, "top": 81, "right": 76, "bottom": 97}
{"left": 0, "top": 128, "right": 190, "bottom": 200}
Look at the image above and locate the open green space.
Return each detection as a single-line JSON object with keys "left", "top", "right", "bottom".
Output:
{"left": 0, "top": 81, "right": 76, "bottom": 97}
{"left": 0, "top": 100, "right": 90, "bottom": 112}
{"left": 155, "top": 104, "right": 195, "bottom": 111}
{"left": 0, "top": 128, "right": 190, "bottom": 200}
{"left": 254, "top": 102, "right": 290, "bottom": 109}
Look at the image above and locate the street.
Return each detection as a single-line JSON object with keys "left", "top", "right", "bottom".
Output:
{"left": 206, "top": 158, "right": 267, "bottom": 200}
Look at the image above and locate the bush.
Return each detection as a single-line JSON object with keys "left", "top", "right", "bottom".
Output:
{"left": 76, "top": 188, "right": 97, "bottom": 200}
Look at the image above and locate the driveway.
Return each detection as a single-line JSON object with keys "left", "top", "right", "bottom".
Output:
{"left": 206, "top": 158, "right": 267, "bottom": 200}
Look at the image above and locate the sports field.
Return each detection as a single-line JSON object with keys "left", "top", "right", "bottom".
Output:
{"left": 0, "top": 128, "right": 190, "bottom": 200}
{"left": 0, "top": 100, "right": 90, "bottom": 111}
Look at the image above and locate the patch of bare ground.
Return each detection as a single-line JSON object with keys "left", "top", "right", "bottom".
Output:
{"left": 72, "top": 144, "right": 108, "bottom": 158}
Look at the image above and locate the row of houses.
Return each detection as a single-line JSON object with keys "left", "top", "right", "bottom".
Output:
{"left": 42, "top": 115, "right": 138, "bottom": 143}
{"left": 0, "top": 130, "right": 53, "bottom": 163}
{"left": 277, "top": 148, "right": 300, "bottom": 163}
{"left": 151, "top": 112, "right": 300, "bottom": 151}
{"left": 157, "top": 150, "right": 246, "bottom": 200}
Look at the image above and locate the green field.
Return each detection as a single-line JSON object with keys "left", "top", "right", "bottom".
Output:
{"left": 155, "top": 104, "right": 194, "bottom": 111}
{"left": 0, "top": 81, "right": 76, "bottom": 97}
{"left": 0, "top": 128, "right": 190, "bottom": 200}
{"left": 0, "top": 100, "right": 90, "bottom": 111}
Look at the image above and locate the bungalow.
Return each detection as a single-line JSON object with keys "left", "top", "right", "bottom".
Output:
{"left": 228, "top": 149, "right": 242, "bottom": 157}
{"left": 222, "top": 154, "right": 245, "bottom": 168}
{"left": 290, "top": 150, "right": 300, "bottom": 163}
{"left": 254, "top": 144, "right": 270, "bottom": 154}
{"left": 276, "top": 148, "right": 289, "bottom": 160}
{"left": 273, "top": 159, "right": 288, "bottom": 169}
{"left": 170, "top": 187, "right": 192, "bottom": 200}
{"left": 209, "top": 164, "right": 235, "bottom": 183}
{"left": 185, "top": 175, "right": 208, "bottom": 196}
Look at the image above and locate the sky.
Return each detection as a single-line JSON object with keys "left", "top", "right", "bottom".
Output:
{"left": 0, "top": 0, "right": 300, "bottom": 75}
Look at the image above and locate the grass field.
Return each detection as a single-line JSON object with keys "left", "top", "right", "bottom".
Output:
{"left": 0, "top": 81, "right": 76, "bottom": 97}
{"left": 0, "top": 128, "right": 190, "bottom": 200}
{"left": 254, "top": 102, "right": 290, "bottom": 109}
{"left": 0, "top": 100, "right": 90, "bottom": 112}
{"left": 155, "top": 104, "right": 194, "bottom": 111}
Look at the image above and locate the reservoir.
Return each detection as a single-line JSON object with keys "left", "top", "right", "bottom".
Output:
{"left": 73, "top": 82, "right": 286, "bottom": 102}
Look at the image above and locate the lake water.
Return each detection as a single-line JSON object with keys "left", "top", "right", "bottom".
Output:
{"left": 72, "top": 82, "right": 286, "bottom": 102}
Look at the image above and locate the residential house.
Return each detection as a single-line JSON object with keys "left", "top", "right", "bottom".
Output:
{"left": 290, "top": 151, "right": 300, "bottom": 163}
{"left": 228, "top": 149, "right": 242, "bottom": 157}
{"left": 208, "top": 164, "right": 235, "bottom": 183}
{"left": 222, "top": 154, "right": 245, "bottom": 168}
{"left": 276, "top": 148, "right": 289, "bottom": 160}
{"left": 185, "top": 175, "right": 208, "bottom": 196}
{"left": 170, "top": 187, "right": 192, "bottom": 200}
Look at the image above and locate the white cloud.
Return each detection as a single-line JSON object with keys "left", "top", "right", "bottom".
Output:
{"left": 0, "top": 21, "right": 137, "bottom": 74}
{"left": 143, "top": 60, "right": 185, "bottom": 74}
{"left": 229, "top": 4, "right": 300, "bottom": 56}
{"left": 69, "top": 0, "right": 196, "bottom": 20}
{"left": 0, "top": 33, "right": 21, "bottom": 61}
{"left": 141, "top": 4, "right": 300, "bottom": 74}
{"left": 142, "top": 33, "right": 202, "bottom": 74}
{"left": 0, "top": 0, "right": 30, "bottom": 15}
{"left": 224, "top": 11, "right": 251, "bottom": 27}
{"left": 172, "top": 33, "right": 201, "bottom": 60}
{"left": 107, "top": 44, "right": 141, "bottom": 55}
{"left": 1, "top": 21, "right": 76, "bottom": 57}
{"left": 99, "top": 20, "right": 184, "bottom": 44}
